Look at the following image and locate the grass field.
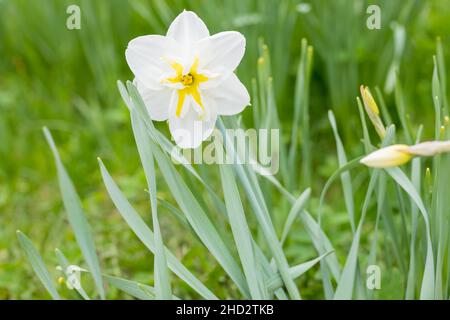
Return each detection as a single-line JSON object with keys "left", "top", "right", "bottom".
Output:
{"left": 1, "top": 0, "right": 450, "bottom": 299}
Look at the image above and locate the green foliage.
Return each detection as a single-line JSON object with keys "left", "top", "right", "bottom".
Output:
{"left": 2, "top": 0, "right": 450, "bottom": 299}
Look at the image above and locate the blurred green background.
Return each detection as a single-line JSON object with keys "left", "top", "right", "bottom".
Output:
{"left": 0, "top": 0, "right": 449, "bottom": 299}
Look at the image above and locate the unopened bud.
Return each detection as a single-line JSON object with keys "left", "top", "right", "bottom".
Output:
{"left": 360, "top": 144, "right": 412, "bottom": 168}
{"left": 360, "top": 85, "right": 386, "bottom": 138}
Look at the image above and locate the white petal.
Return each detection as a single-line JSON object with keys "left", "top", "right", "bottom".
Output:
{"left": 167, "top": 11, "right": 209, "bottom": 46}
{"left": 196, "top": 31, "right": 245, "bottom": 72}
{"left": 197, "top": 70, "right": 227, "bottom": 90}
{"left": 202, "top": 110, "right": 217, "bottom": 140}
{"left": 203, "top": 73, "right": 250, "bottom": 116}
{"left": 169, "top": 100, "right": 217, "bottom": 149}
{"left": 136, "top": 80, "right": 172, "bottom": 121}
{"left": 125, "top": 35, "right": 179, "bottom": 90}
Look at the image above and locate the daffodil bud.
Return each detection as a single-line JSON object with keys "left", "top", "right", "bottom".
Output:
{"left": 360, "top": 144, "right": 413, "bottom": 168}
{"left": 360, "top": 85, "right": 379, "bottom": 114}
{"left": 360, "top": 85, "right": 386, "bottom": 139}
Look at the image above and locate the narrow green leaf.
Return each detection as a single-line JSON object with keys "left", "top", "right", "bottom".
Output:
{"left": 333, "top": 170, "right": 379, "bottom": 299}
{"left": 432, "top": 57, "right": 442, "bottom": 140}
{"left": 386, "top": 168, "right": 435, "bottom": 299}
{"left": 329, "top": 110, "right": 355, "bottom": 232}
{"left": 405, "top": 126, "right": 423, "bottom": 299}
{"left": 43, "top": 127, "right": 105, "bottom": 299}
{"left": 375, "top": 87, "right": 393, "bottom": 125}
{"left": 299, "top": 211, "right": 341, "bottom": 281}
{"left": 394, "top": 74, "right": 413, "bottom": 144}
{"left": 131, "top": 108, "right": 171, "bottom": 299}
{"left": 281, "top": 188, "right": 311, "bottom": 244}
{"left": 317, "top": 156, "right": 363, "bottom": 298}
{"left": 17, "top": 231, "right": 60, "bottom": 300}
{"left": 146, "top": 137, "right": 250, "bottom": 298}
{"left": 98, "top": 158, "right": 217, "bottom": 299}
{"left": 106, "top": 276, "right": 154, "bottom": 300}
{"left": 219, "top": 163, "right": 264, "bottom": 299}
{"left": 267, "top": 251, "right": 333, "bottom": 292}
{"left": 217, "top": 118, "right": 301, "bottom": 299}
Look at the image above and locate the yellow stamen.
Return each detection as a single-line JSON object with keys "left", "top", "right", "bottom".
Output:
{"left": 181, "top": 74, "right": 193, "bottom": 86}
{"left": 164, "top": 57, "right": 208, "bottom": 117}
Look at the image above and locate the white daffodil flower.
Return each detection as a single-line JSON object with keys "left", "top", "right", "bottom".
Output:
{"left": 125, "top": 10, "right": 250, "bottom": 148}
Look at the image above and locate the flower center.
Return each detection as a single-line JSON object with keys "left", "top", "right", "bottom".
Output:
{"left": 181, "top": 73, "right": 194, "bottom": 86}
{"left": 164, "top": 57, "right": 209, "bottom": 118}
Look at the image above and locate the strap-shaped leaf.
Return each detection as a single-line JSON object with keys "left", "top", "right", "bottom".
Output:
{"left": 43, "top": 127, "right": 105, "bottom": 299}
